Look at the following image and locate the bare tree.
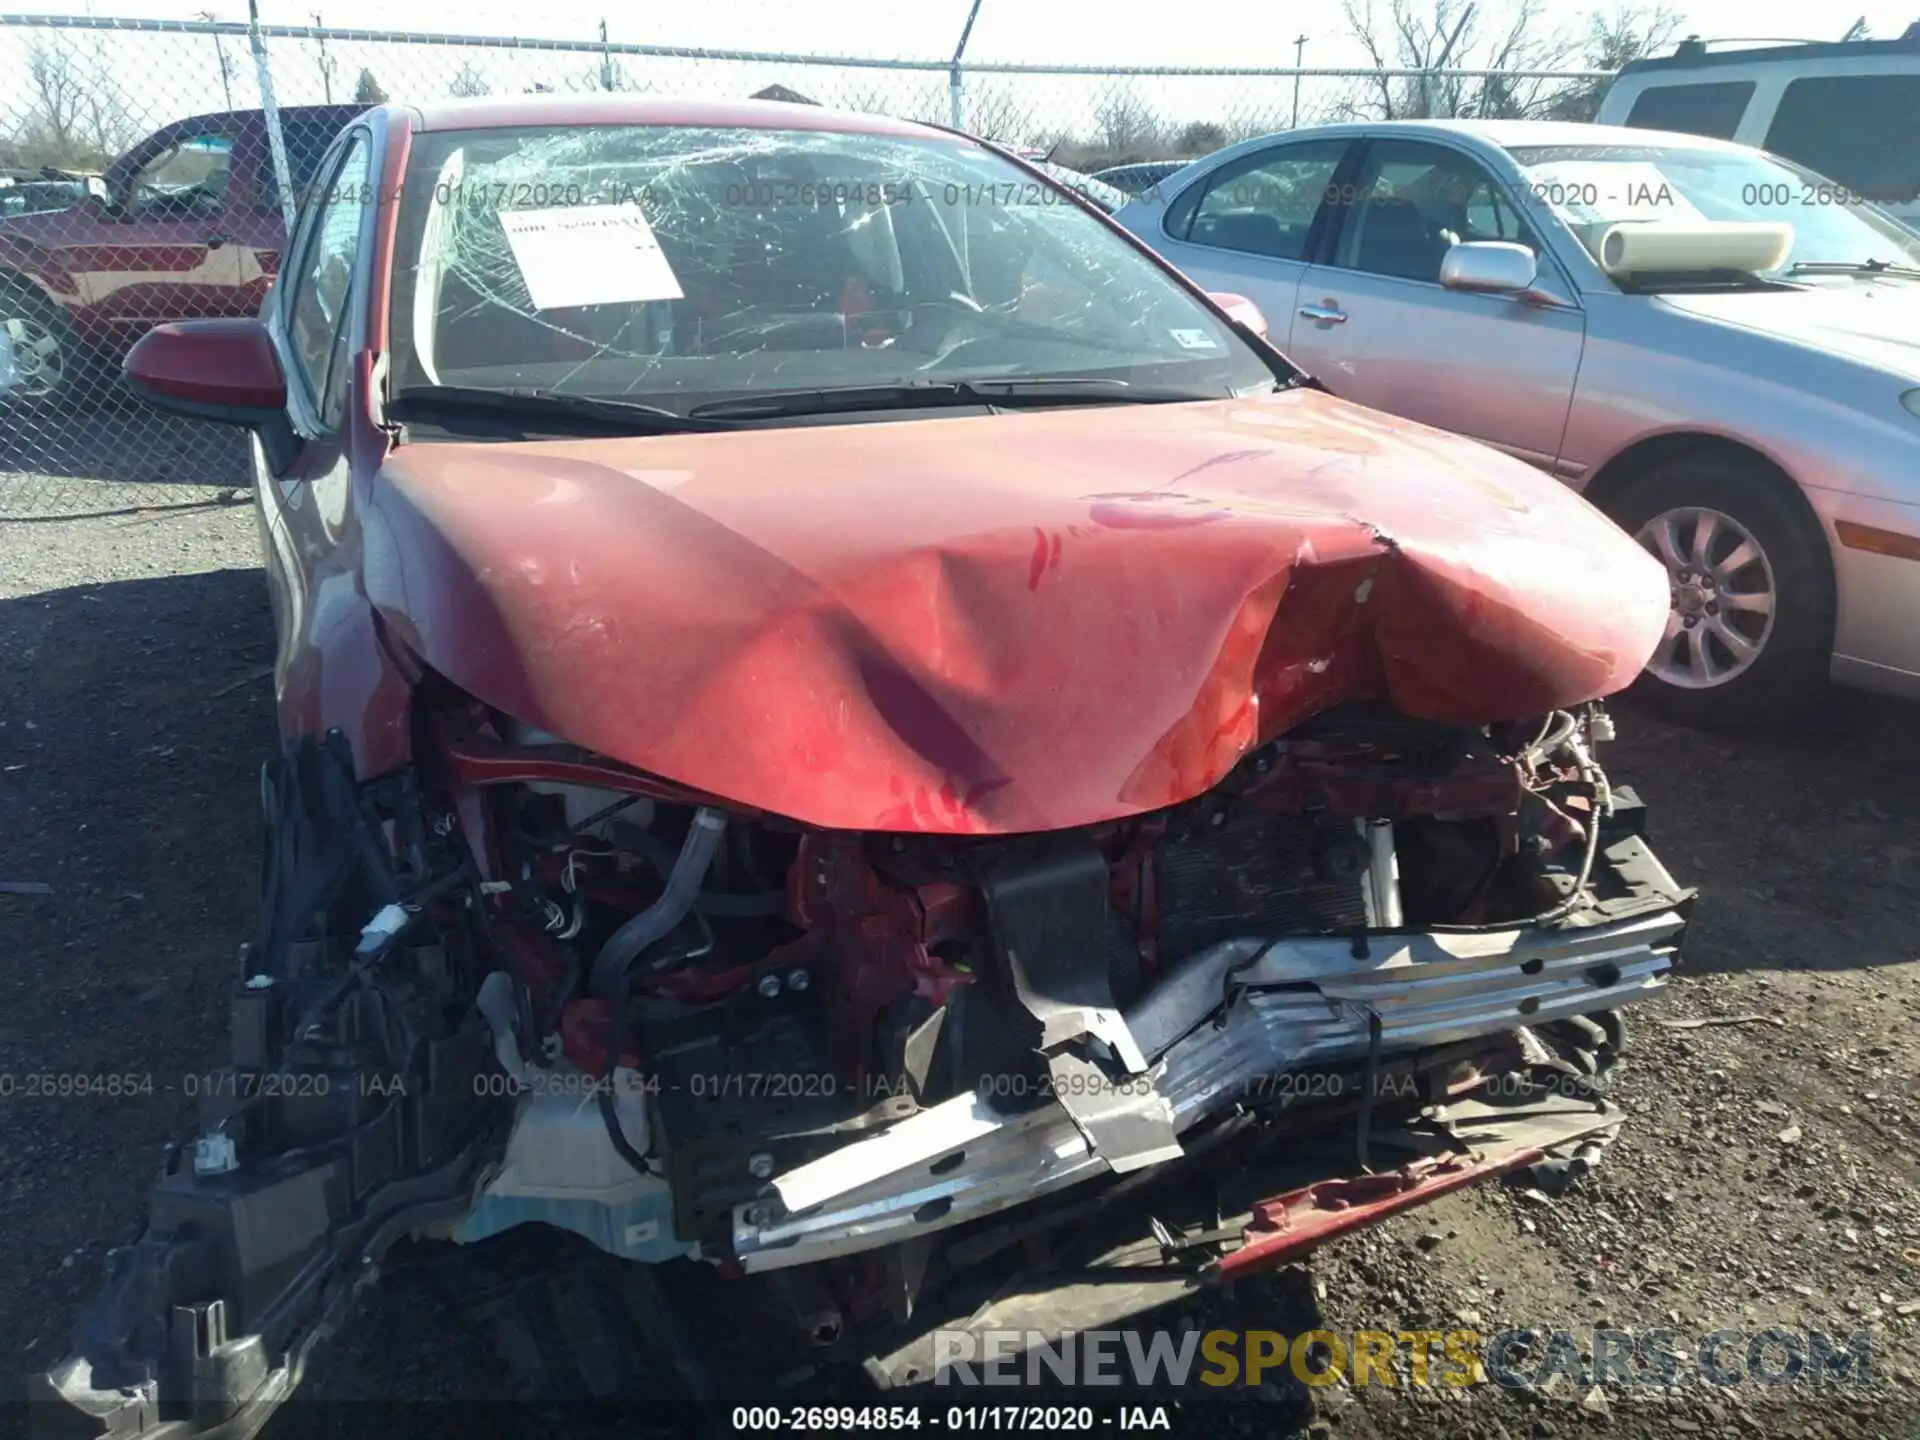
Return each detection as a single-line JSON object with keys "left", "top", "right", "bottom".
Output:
{"left": 14, "top": 38, "right": 136, "bottom": 169}
{"left": 1545, "top": 4, "right": 1682, "bottom": 119}
{"left": 1344, "top": 0, "right": 1677, "bottom": 122}
{"left": 20, "top": 40, "right": 85, "bottom": 157}
{"left": 1342, "top": 0, "right": 1545, "bottom": 119}
{"left": 1092, "top": 84, "right": 1165, "bottom": 160}
{"left": 964, "top": 83, "right": 1039, "bottom": 146}
{"left": 1463, "top": 0, "right": 1584, "bottom": 119}
{"left": 1172, "top": 120, "right": 1229, "bottom": 156}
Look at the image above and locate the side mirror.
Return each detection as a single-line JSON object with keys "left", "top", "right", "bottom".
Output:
{"left": 84, "top": 175, "right": 109, "bottom": 205}
{"left": 1206, "top": 290, "right": 1269, "bottom": 339}
{"left": 125, "top": 318, "right": 296, "bottom": 468}
{"left": 1439, "top": 241, "right": 1540, "bottom": 296}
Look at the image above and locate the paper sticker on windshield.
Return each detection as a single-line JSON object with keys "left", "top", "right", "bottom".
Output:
{"left": 1169, "top": 328, "right": 1221, "bottom": 350}
{"left": 1522, "top": 161, "right": 1703, "bottom": 227}
{"left": 497, "top": 205, "right": 684, "bottom": 310}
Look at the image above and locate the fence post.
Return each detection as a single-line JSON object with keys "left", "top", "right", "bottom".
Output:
{"left": 948, "top": 0, "right": 983, "bottom": 132}
{"left": 248, "top": 0, "right": 297, "bottom": 234}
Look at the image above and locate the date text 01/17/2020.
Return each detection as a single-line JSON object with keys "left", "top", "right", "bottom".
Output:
{"left": 728, "top": 1405, "right": 1177, "bottom": 1432}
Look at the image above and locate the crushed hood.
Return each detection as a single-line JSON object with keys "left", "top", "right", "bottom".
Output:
{"left": 366, "top": 388, "right": 1668, "bottom": 834}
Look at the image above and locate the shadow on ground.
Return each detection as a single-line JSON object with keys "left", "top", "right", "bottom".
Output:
{"left": 0, "top": 390, "right": 250, "bottom": 510}
{"left": 1609, "top": 685, "right": 1919, "bottom": 977}
{"left": 0, "top": 565, "right": 274, "bottom": 1417}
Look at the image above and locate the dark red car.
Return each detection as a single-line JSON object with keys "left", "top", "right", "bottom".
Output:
{"left": 35, "top": 96, "right": 1691, "bottom": 1434}
{"left": 0, "top": 103, "right": 364, "bottom": 405}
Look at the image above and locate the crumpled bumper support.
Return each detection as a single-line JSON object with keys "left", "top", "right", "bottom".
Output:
{"left": 859, "top": 1081, "right": 1624, "bottom": 1388}
{"left": 734, "top": 906, "right": 1682, "bottom": 1271}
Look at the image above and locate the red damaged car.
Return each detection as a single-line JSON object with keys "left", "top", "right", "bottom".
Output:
{"left": 37, "top": 97, "right": 1691, "bottom": 1431}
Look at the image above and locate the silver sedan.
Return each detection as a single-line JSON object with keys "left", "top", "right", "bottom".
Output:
{"left": 1113, "top": 119, "right": 1920, "bottom": 726}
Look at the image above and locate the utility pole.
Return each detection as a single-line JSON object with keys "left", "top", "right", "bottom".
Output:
{"left": 200, "top": 9, "right": 235, "bottom": 110}
{"left": 600, "top": 19, "right": 615, "bottom": 91}
{"left": 314, "top": 11, "right": 334, "bottom": 104}
{"left": 1291, "top": 34, "right": 1308, "bottom": 127}
{"left": 1424, "top": 2, "right": 1474, "bottom": 119}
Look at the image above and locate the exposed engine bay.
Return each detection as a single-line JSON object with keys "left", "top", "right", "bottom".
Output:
{"left": 36, "top": 695, "right": 1690, "bottom": 1435}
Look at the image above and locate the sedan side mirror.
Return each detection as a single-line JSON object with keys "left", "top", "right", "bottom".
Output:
{"left": 1206, "top": 290, "right": 1269, "bottom": 339}
{"left": 1440, "top": 241, "right": 1541, "bottom": 297}
{"left": 125, "top": 318, "right": 297, "bottom": 469}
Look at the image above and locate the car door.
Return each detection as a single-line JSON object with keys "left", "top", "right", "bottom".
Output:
{"left": 62, "top": 119, "right": 250, "bottom": 350}
{"left": 1146, "top": 138, "right": 1355, "bottom": 350}
{"left": 252, "top": 126, "right": 377, "bottom": 683}
{"left": 1288, "top": 137, "right": 1586, "bottom": 470}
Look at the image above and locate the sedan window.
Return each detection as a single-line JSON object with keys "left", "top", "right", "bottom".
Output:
{"left": 1332, "top": 140, "right": 1538, "bottom": 284}
{"left": 1180, "top": 141, "right": 1349, "bottom": 260}
{"left": 287, "top": 135, "right": 372, "bottom": 428}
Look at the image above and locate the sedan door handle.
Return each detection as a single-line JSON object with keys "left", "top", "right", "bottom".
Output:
{"left": 1298, "top": 302, "right": 1347, "bottom": 324}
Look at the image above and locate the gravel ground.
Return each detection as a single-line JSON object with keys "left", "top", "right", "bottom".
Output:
{"left": 2, "top": 485, "right": 1916, "bottom": 1439}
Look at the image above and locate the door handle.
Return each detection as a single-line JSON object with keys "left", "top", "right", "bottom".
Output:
{"left": 1298, "top": 301, "right": 1347, "bottom": 324}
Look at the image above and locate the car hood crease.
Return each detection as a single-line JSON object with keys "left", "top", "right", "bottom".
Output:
{"left": 365, "top": 389, "right": 1670, "bottom": 833}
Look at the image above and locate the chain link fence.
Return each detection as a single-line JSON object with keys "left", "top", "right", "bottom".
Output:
{"left": 0, "top": 12, "right": 1613, "bottom": 518}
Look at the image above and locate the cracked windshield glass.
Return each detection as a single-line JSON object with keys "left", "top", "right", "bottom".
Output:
{"left": 386, "top": 124, "right": 1281, "bottom": 415}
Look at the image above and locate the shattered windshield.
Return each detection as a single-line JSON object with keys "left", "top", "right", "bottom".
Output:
{"left": 1506, "top": 143, "right": 1920, "bottom": 277}
{"left": 385, "top": 124, "right": 1282, "bottom": 412}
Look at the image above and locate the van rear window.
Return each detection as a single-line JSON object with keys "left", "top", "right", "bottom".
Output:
{"left": 1765, "top": 75, "right": 1920, "bottom": 206}
{"left": 1624, "top": 82, "right": 1754, "bottom": 140}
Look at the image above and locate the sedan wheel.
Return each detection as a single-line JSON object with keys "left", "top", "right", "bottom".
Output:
{"left": 1636, "top": 505, "right": 1777, "bottom": 689}
{"left": 1606, "top": 457, "right": 1833, "bottom": 728}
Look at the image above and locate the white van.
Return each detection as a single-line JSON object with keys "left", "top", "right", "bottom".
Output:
{"left": 1595, "top": 28, "right": 1920, "bottom": 230}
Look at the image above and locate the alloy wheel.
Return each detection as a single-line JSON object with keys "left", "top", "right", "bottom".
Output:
{"left": 1, "top": 312, "right": 65, "bottom": 399}
{"left": 1635, "top": 505, "right": 1777, "bottom": 689}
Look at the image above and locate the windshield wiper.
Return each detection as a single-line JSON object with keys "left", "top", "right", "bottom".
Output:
{"left": 1784, "top": 259, "right": 1920, "bottom": 281}
{"left": 1615, "top": 267, "right": 1783, "bottom": 293}
{"left": 387, "top": 385, "right": 736, "bottom": 434}
{"left": 685, "top": 378, "right": 1226, "bottom": 421}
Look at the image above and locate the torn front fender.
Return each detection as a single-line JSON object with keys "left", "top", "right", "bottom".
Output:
{"left": 367, "top": 388, "right": 1668, "bottom": 832}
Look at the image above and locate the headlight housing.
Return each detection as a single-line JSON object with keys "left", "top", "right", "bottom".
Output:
{"left": 1903, "top": 388, "right": 1920, "bottom": 419}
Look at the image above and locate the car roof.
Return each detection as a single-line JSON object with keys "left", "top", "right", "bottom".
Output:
{"left": 1216, "top": 117, "right": 1756, "bottom": 155}
{"left": 399, "top": 94, "right": 946, "bottom": 141}
{"left": 1617, "top": 28, "right": 1920, "bottom": 75}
